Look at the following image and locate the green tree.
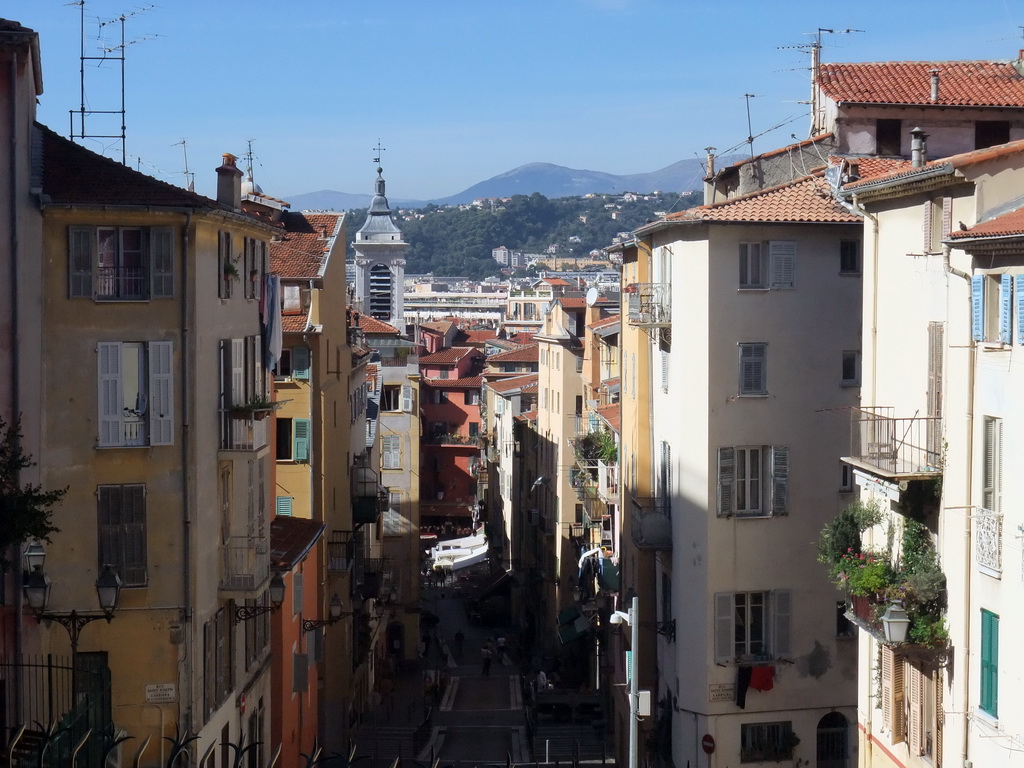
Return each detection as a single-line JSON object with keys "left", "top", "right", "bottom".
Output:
{"left": 0, "top": 418, "right": 63, "bottom": 567}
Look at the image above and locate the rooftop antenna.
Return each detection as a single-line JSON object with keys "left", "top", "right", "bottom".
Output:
{"left": 743, "top": 94, "right": 761, "bottom": 159}
{"left": 68, "top": 1, "right": 156, "bottom": 165}
{"left": 244, "top": 137, "right": 257, "bottom": 188}
{"left": 779, "top": 27, "right": 863, "bottom": 137}
{"left": 173, "top": 139, "right": 194, "bottom": 191}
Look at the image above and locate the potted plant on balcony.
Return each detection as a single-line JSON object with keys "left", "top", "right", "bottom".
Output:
{"left": 230, "top": 395, "right": 282, "bottom": 421}
{"left": 222, "top": 261, "right": 240, "bottom": 281}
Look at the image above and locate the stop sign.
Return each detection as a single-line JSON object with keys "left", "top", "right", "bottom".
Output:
{"left": 701, "top": 734, "right": 715, "bottom": 754}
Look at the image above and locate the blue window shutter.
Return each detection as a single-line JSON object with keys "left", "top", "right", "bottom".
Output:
{"left": 292, "top": 346, "right": 310, "bottom": 380}
{"left": 1000, "top": 274, "right": 1013, "bottom": 344}
{"left": 276, "top": 496, "right": 293, "bottom": 516}
{"left": 293, "top": 418, "right": 311, "bottom": 462}
{"left": 1016, "top": 275, "right": 1024, "bottom": 344}
{"left": 971, "top": 275, "right": 985, "bottom": 341}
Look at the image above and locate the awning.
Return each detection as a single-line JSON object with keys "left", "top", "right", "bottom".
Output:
{"left": 597, "top": 562, "right": 621, "bottom": 592}
{"left": 556, "top": 604, "right": 590, "bottom": 644}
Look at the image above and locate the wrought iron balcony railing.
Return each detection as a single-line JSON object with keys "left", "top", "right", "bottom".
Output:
{"left": 844, "top": 407, "right": 942, "bottom": 479}
{"left": 220, "top": 535, "right": 270, "bottom": 593}
{"left": 626, "top": 283, "right": 671, "bottom": 327}
{"left": 630, "top": 497, "right": 672, "bottom": 550}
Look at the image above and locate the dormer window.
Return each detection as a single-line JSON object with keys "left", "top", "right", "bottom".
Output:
{"left": 875, "top": 119, "right": 901, "bottom": 155}
{"left": 976, "top": 120, "right": 1010, "bottom": 150}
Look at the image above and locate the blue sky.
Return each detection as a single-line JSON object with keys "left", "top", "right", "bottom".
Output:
{"left": 13, "top": 0, "right": 1024, "bottom": 201}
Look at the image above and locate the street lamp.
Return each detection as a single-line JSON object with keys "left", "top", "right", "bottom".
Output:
{"left": 303, "top": 594, "right": 360, "bottom": 632}
{"left": 234, "top": 572, "right": 286, "bottom": 624}
{"left": 609, "top": 593, "right": 639, "bottom": 768}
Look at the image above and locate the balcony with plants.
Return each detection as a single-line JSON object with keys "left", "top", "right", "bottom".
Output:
{"left": 818, "top": 502, "right": 948, "bottom": 655}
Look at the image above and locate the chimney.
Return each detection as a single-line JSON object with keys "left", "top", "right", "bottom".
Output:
{"left": 216, "top": 153, "right": 243, "bottom": 210}
{"left": 911, "top": 127, "right": 929, "bottom": 168}
{"left": 930, "top": 69, "right": 940, "bottom": 103}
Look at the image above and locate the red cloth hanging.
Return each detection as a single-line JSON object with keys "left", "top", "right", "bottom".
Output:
{"left": 750, "top": 665, "right": 775, "bottom": 692}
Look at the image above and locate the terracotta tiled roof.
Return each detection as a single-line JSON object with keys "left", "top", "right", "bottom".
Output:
{"left": 269, "top": 516, "right": 325, "bottom": 569}
{"left": 420, "top": 347, "right": 479, "bottom": 365}
{"left": 421, "top": 321, "right": 456, "bottom": 334}
{"left": 949, "top": 205, "right": 1024, "bottom": 240}
{"left": 818, "top": 59, "right": 1024, "bottom": 107}
{"left": 422, "top": 376, "right": 483, "bottom": 389}
{"left": 487, "top": 373, "right": 539, "bottom": 394}
{"left": 270, "top": 212, "right": 342, "bottom": 278}
{"left": 488, "top": 344, "right": 538, "bottom": 363}
{"left": 844, "top": 138, "right": 1024, "bottom": 190}
{"left": 515, "top": 410, "right": 538, "bottom": 422}
{"left": 836, "top": 156, "right": 914, "bottom": 181}
{"left": 588, "top": 314, "right": 620, "bottom": 332}
{"left": 723, "top": 134, "right": 834, "bottom": 172}
{"left": 557, "top": 297, "right": 589, "bottom": 309}
{"left": 282, "top": 314, "right": 309, "bottom": 333}
{"left": 665, "top": 174, "right": 860, "bottom": 224}
{"left": 596, "top": 403, "right": 620, "bottom": 433}
{"left": 39, "top": 124, "right": 258, "bottom": 216}
{"left": 542, "top": 278, "right": 571, "bottom": 286}
{"left": 508, "top": 332, "right": 536, "bottom": 345}
{"left": 355, "top": 315, "right": 400, "bottom": 335}
{"left": 458, "top": 328, "right": 498, "bottom": 345}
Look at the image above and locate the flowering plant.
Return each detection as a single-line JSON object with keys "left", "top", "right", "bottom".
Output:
{"left": 832, "top": 549, "right": 893, "bottom": 597}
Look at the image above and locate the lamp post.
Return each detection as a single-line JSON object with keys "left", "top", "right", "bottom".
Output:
{"left": 303, "top": 594, "right": 360, "bottom": 632}
{"left": 609, "top": 593, "right": 639, "bottom": 768}
{"left": 234, "top": 572, "right": 286, "bottom": 624}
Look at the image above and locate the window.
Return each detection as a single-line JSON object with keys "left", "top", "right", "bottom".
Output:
{"left": 218, "top": 231, "right": 233, "bottom": 299}
{"left": 739, "top": 242, "right": 766, "bottom": 288}
{"left": 971, "top": 274, "right": 1012, "bottom": 344}
{"left": 382, "top": 435, "right": 401, "bottom": 469}
{"left": 97, "top": 484, "right": 147, "bottom": 586}
{"left": 70, "top": 226, "right": 173, "bottom": 300}
{"left": 432, "top": 389, "right": 447, "bottom": 405}
{"left": 203, "top": 607, "right": 232, "bottom": 716}
{"left": 840, "top": 240, "right": 861, "bottom": 274}
{"left": 976, "top": 120, "right": 1009, "bottom": 150}
{"left": 275, "top": 418, "right": 310, "bottom": 463}
{"left": 841, "top": 350, "right": 861, "bottom": 386}
{"left": 469, "top": 422, "right": 480, "bottom": 438}
{"left": 97, "top": 341, "right": 174, "bottom": 447}
{"left": 242, "top": 237, "right": 266, "bottom": 300}
{"left": 980, "top": 609, "right": 999, "bottom": 717}
{"left": 740, "top": 722, "right": 796, "bottom": 763}
{"left": 660, "top": 350, "right": 669, "bottom": 392}
{"left": 716, "top": 446, "right": 788, "bottom": 517}
{"left": 876, "top": 119, "right": 901, "bottom": 155}
{"left": 381, "top": 385, "right": 401, "bottom": 411}
{"left": 276, "top": 496, "right": 293, "bottom": 516}
{"left": 219, "top": 335, "right": 269, "bottom": 448}
{"left": 881, "top": 645, "right": 906, "bottom": 743}
{"left": 840, "top": 463, "right": 854, "bottom": 493}
{"left": 738, "top": 343, "right": 767, "bottom": 395}
{"left": 982, "top": 416, "right": 1002, "bottom": 514}
{"left": 383, "top": 491, "right": 405, "bottom": 536}
{"left": 715, "top": 590, "right": 790, "bottom": 663}
{"left": 465, "top": 390, "right": 480, "bottom": 405}
{"left": 243, "top": 593, "right": 269, "bottom": 669}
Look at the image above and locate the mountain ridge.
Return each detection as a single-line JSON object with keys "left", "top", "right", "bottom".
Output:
{"left": 284, "top": 155, "right": 735, "bottom": 212}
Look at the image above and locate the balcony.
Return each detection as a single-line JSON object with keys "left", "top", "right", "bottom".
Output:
{"left": 97, "top": 266, "right": 147, "bottom": 301}
{"left": 327, "top": 530, "right": 355, "bottom": 572}
{"left": 427, "top": 432, "right": 477, "bottom": 446}
{"left": 353, "top": 463, "right": 388, "bottom": 526}
{"left": 378, "top": 351, "right": 419, "bottom": 367}
{"left": 625, "top": 283, "right": 671, "bottom": 327}
{"left": 843, "top": 407, "right": 942, "bottom": 480}
{"left": 975, "top": 508, "right": 1003, "bottom": 576}
{"left": 220, "top": 411, "right": 268, "bottom": 452}
{"left": 630, "top": 497, "right": 672, "bottom": 550}
{"left": 597, "top": 459, "right": 619, "bottom": 503}
{"left": 220, "top": 535, "right": 270, "bottom": 596}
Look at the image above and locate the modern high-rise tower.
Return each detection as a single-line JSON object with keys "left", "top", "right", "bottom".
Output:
{"left": 353, "top": 165, "right": 407, "bottom": 328}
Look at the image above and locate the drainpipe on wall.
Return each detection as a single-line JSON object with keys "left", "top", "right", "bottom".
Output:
{"left": 180, "top": 212, "right": 193, "bottom": 734}
{"left": 849, "top": 195, "right": 880, "bottom": 406}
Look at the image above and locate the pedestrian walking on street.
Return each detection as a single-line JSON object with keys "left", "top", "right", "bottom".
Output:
{"left": 481, "top": 643, "right": 493, "bottom": 676}
{"left": 454, "top": 629, "right": 465, "bottom": 656}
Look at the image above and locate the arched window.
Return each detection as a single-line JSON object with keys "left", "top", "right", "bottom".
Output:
{"left": 816, "top": 711, "right": 849, "bottom": 768}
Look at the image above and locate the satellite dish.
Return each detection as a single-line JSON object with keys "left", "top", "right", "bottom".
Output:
{"left": 585, "top": 287, "right": 599, "bottom": 306}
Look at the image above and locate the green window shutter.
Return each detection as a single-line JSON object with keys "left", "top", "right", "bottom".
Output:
{"left": 151, "top": 227, "right": 174, "bottom": 298}
{"left": 293, "top": 418, "right": 311, "bottom": 463}
{"left": 292, "top": 346, "right": 310, "bottom": 380}
{"left": 276, "top": 496, "right": 293, "bottom": 516}
{"left": 981, "top": 609, "right": 999, "bottom": 716}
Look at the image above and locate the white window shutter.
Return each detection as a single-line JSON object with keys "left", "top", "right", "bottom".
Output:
{"left": 402, "top": 385, "right": 413, "bottom": 412}
{"left": 771, "top": 589, "right": 791, "bottom": 657}
{"left": 231, "top": 339, "right": 245, "bottom": 407}
{"left": 770, "top": 446, "right": 789, "bottom": 516}
{"left": 717, "top": 447, "right": 734, "bottom": 516}
{"left": 714, "top": 593, "right": 733, "bottom": 663}
{"left": 148, "top": 341, "right": 174, "bottom": 446}
{"left": 98, "top": 342, "right": 124, "bottom": 446}
{"left": 769, "top": 241, "right": 796, "bottom": 288}
{"left": 941, "top": 197, "right": 953, "bottom": 239}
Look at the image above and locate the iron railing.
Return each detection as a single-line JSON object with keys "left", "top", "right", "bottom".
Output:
{"left": 846, "top": 407, "right": 942, "bottom": 478}
{"left": 630, "top": 497, "right": 672, "bottom": 550}
{"left": 626, "top": 283, "right": 671, "bottom": 327}
{"left": 220, "top": 535, "right": 270, "bottom": 592}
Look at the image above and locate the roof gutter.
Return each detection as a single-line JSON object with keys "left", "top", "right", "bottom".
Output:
{"left": 839, "top": 162, "right": 954, "bottom": 199}
{"left": 37, "top": 202, "right": 280, "bottom": 233}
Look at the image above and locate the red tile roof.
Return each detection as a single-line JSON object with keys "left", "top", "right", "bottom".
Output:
{"left": 542, "top": 277, "right": 571, "bottom": 286}
{"left": 515, "top": 410, "right": 539, "bottom": 422}
{"left": 837, "top": 156, "right": 914, "bottom": 181}
{"left": 509, "top": 332, "right": 536, "bottom": 345}
{"left": 665, "top": 174, "right": 860, "bottom": 224}
{"left": 557, "top": 297, "right": 589, "bottom": 309}
{"left": 844, "top": 138, "right": 1024, "bottom": 190}
{"left": 269, "top": 516, "right": 325, "bottom": 569}
{"left": 420, "top": 347, "right": 480, "bottom": 365}
{"left": 818, "top": 59, "right": 1024, "bottom": 107}
{"left": 282, "top": 314, "right": 309, "bottom": 333}
{"left": 422, "top": 376, "right": 483, "bottom": 389}
{"left": 588, "top": 314, "right": 620, "bottom": 332}
{"left": 488, "top": 344, "right": 538, "bottom": 363}
{"left": 596, "top": 403, "right": 620, "bottom": 433}
{"left": 458, "top": 328, "right": 499, "bottom": 345}
{"left": 487, "top": 374, "right": 539, "bottom": 394}
{"left": 354, "top": 315, "right": 400, "bottom": 335}
{"left": 421, "top": 321, "right": 456, "bottom": 334}
{"left": 949, "top": 205, "right": 1024, "bottom": 240}
{"left": 270, "top": 212, "right": 342, "bottom": 278}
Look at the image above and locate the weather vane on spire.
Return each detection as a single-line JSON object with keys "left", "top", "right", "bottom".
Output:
{"left": 373, "top": 139, "right": 386, "bottom": 166}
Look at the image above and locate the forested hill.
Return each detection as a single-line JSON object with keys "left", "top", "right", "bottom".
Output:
{"left": 343, "top": 190, "right": 702, "bottom": 278}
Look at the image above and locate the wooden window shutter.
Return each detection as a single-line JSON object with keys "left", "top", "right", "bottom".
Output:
{"left": 1016, "top": 275, "right": 1024, "bottom": 344}
{"left": 717, "top": 448, "right": 734, "bottom": 516}
{"left": 769, "top": 241, "right": 796, "bottom": 288}
{"left": 291, "top": 346, "right": 310, "bottom": 380}
{"left": 770, "top": 446, "right": 789, "bottom": 516}
{"left": 148, "top": 341, "right": 174, "bottom": 446}
{"left": 881, "top": 646, "right": 894, "bottom": 734}
{"left": 97, "top": 342, "right": 124, "bottom": 447}
{"left": 714, "top": 593, "right": 733, "bottom": 663}
{"left": 69, "top": 226, "right": 95, "bottom": 298}
{"left": 908, "top": 664, "right": 924, "bottom": 755}
{"left": 402, "top": 385, "right": 413, "bottom": 412}
{"left": 971, "top": 275, "right": 985, "bottom": 342}
{"left": 151, "top": 227, "right": 174, "bottom": 298}
{"left": 892, "top": 651, "right": 906, "bottom": 744}
{"left": 935, "top": 672, "right": 944, "bottom": 766}
{"left": 771, "top": 589, "right": 791, "bottom": 657}
{"left": 923, "top": 200, "right": 934, "bottom": 251}
{"left": 292, "top": 653, "right": 308, "bottom": 693}
{"left": 941, "top": 197, "right": 953, "bottom": 239}
{"left": 292, "top": 573, "right": 303, "bottom": 615}
{"left": 1000, "top": 274, "right": 1013, "bottom": 344}
{"left": 231, "top": 339, "right": 245, "bottom": 408}
{"left": 293, "top": 418, "right": 311, "bottom": 463}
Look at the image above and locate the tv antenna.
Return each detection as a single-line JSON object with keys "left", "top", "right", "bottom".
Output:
{"left": 779, "top": 27, "right": 863, "bottom": 136}
{"left": 173, "top": 139, "right": 194, "bottom": 191}
{"left": 68, "top": 1, "right": 156, "bottom": 165}
{"left": 743, "top": 94, "right": 762, "bottom": 159}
